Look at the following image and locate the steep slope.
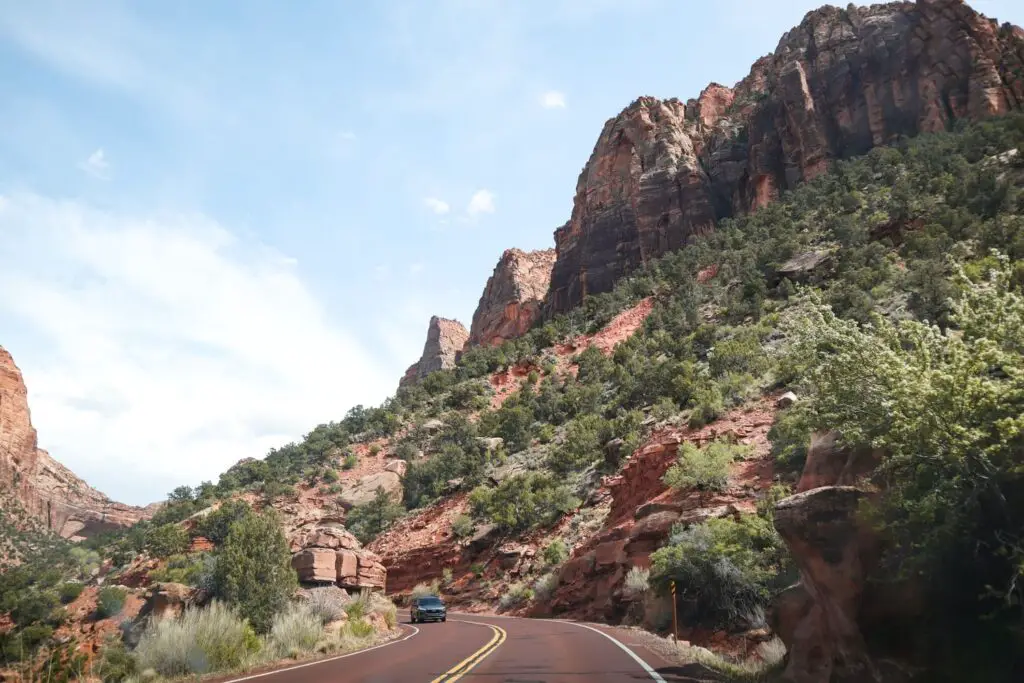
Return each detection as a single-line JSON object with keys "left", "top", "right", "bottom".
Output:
{"left": 468, "top": 248, "right": 557, "bottom": 348}
{"left": 547, "top": 0, "right": 1024, "bottom": 312}
{"left": 0, "top": 346, "right": 155, "bottom": 541}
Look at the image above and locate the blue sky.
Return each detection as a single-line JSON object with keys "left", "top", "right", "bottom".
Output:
{"left": 1, "top": 0, "right": 1021, "bottom": 505}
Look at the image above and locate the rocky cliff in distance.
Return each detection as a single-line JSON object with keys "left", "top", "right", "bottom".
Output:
{"left": 547, "top": 0, "right": 1024, "bottom": 312}
{"left": 468, "top": 248, "right": 557, "bottom": 348}
{"left": 0, "top": 346, "right": 156, "bottom": 541}
{"left": 399, "top": 316, "right": 469, "bottom": 388}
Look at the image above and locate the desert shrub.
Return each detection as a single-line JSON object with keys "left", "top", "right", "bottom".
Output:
{"left": 304, "top": 586, "right": 348, "bottom": 625}
{"left": 623, "top": 566, "right": 650, "bottom": 600}
{"left": 410, "top": 580, "right": 441, "bottom": 601}
{"left": 58, "top": 582, "right": 84, "bottom": 605}
{"left": 348, "top": 619, "right": 374, "bottom": 638}
{"left": 133, "top": 601, "right": 261, "bottom": 677}
{"left": 498, "top": 582, "right": 534, "bottom": 610}
{"left": 542, "top": 539, "right": 568, "bottom": 566}
{"left": 213, "top": 510, "right": 297, "bottom": 634}
{"left": 532, "top": 573, "right": 559, "bottom": 602}
{"left": 470, "top": 563, "right": 485, "bottom": 577}
{"left": 369, "top": 444, "right": 381, "bottom": 456}
{"left": 663, "top": 440, "right": 749, "bottom": 497}
{"left": 144, "top": 523, "right": 189, "bottom": 558}
{"left": 451, "top": 514, "right": 474, "bottom": 538}
{"left": 343, "top": 452, "right": 358, "bottom": 470}
{"left": 650, "top": 515, "right": 791, "bottom": 629}
{"left": 469, "top": 473, "right": 579, "bottom": 532}
{"left": 269, "top": 603, "right": 322, "bottom": 657}
{"left": 322, "top": 468, "right": 339, "bottom": 483}
{"left": 345, "top": 487, "right": 404, "bottom": 544}
{"left": 94, "top": 637, "right": 135, "bottom": 682}
{"left": 442, "top": 567, "right": 453, "bottom": 585}
{"left": 194, "top": 500, "right": 252, "bottom": 545}
{"left": 96, "top": 587, "right": 127, "bottom": 619}
{"left": 367, "top": 591, "right": 398, "bottom": 629}
{"left": 687, "top": 383, "right": 725, "bottom": 428}
{"left": 767, "top": 406, "right": 811, "bottom": 475}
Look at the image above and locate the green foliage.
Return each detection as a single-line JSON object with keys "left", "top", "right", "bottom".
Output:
{"left": 498, "top": 582, "right": 534, "bottom": 610}
{"left": 451, "top": 514, "right": 474, "bottom": 538}
{"left": 403, "top": 415, "right": 498, "bottom": 508}
{"left": 268, "top": 603, "right": 321, "bottom": 658}
{"left": 650, "top": 515, "right": 792, "bottom": 628}
{"left": 213, "top": 510, "right": 297, "bottom": 634}
{"left": 145, "top": 523, "right": 189, "bottom": 558}
{"left": 348, "top": 619, "right": 374, "bottom": 638}
{"left": 94, "top": 637, "right": 135, "bottom": 683}
{"left": 58, "top": 582, "right": 84, "bottom": 605}
{"left": 322, "top": 468, "right": 339, "bottom": 483}
{"left": 469, "top": 473, "right": 580, "bottom": 532}
{"left": 95, "top": 587, "right": 127, "bottom": 619}
{"left": 343, "top": 452, "right": 359, "bottom": 470}
{"left": 345, "top": 487, "right": 405, "bottom": 544}
{"left": 663, "top": 440, "right": 749, "bottom": 495}
{"left": 767, "top": 407, "right": 812, "bottom": 475}
{"left": 195, "top": 499, "right": 253, "bottom": 545}
{"left": 542, "top": 539, "right": 568, "bottom": 565}
{"left": 149, "top": 553, "right": 216, "bottom": 588}
{"left": 409, "top": 580, "right": 441, "bottom": 601}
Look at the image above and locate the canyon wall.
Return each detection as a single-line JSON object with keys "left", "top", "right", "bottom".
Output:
{"left": 468, "top": 248, "right": 557, "bottom": 348}
{"left": 398, "top": 316, "right": 469, "bottom": 389}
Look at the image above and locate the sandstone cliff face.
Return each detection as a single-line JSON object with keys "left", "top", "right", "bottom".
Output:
{"left": 0, "top": 346, "right": 154, "bottom": 539}
{"left": 398, "top": 316, "right": 469, "bottom": 388}
{"left": 468, "top": 248, "right": 557, "bottom": 347}
{"left": 547, "top": 0, "right": 1024, "bottom": 312}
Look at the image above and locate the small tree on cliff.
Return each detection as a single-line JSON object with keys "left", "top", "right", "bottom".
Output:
{"left": 213, "top": 509, "right": 296, "bottom": 633}
{"left": 345, "top": 487, "right": 404, "bottom": 545}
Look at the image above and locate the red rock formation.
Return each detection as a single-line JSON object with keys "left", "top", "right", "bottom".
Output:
{"left": 398, "top": 316, "right": 469, "bottom": 389}
{"left": 0, "top": 346, "right": 154, "bottom": 540}
{"left": 547, "top": 0, "right": 1024, "bottom": 312}
{"left": 468, "top": 248, "right": 557, "bottom": 347}
{"left": 289, "top": 524, "right": 387, "bottom": 591}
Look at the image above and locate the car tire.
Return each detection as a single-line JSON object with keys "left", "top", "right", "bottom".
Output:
{"left": 442, "top": 617, "right": 447, "bottom": 622}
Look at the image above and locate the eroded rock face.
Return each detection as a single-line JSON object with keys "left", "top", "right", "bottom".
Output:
{"left": 338, "top": 471, "right": 402, "bottom": 510}
{"left": 290, "top": 524, "right": 387, "bottom": 591}
{"left": 399, "top": 316, "right": 469, "bottom": 389}
{"left": 0, "top": 346, "right": 154, "bottom": 540}
{"left": 468, "top": 248, "right": 557, "bottom": 347}
{"left": 547, "top": 0, "right": 1024, "bottom": 312}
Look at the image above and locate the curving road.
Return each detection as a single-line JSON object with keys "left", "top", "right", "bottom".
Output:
{"left": 220, "top": 611, "right": 689, "bottom": 682}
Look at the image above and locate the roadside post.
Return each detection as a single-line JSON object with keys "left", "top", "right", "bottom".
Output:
{"left": 670, "top": 580, "right": 678, "bottom": 645}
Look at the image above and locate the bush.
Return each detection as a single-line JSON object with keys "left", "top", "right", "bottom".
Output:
{"left": 343, "top": 452, "right": 358, "bottom": 470}
{"left": 322, "top": 469, "right": 339, "bottom": 484}
{"left": 663, "top": 440, "right": 749, "bottom": 497}
{"left": 623, "top": 566, "right": 650, "bottom": 600}
{"left": 532, "top": 573, "right": 558, "bottom": 602}
{"left": 195, "top": 500, "right": 252, "bottom": 545}
{"left": 133, "top": 601, "right": 261, "bottom": 677}
{"left": 542, "top": 539, "right": 568, "bottom": 566}
{"left": 451, "top": 514, "right": 474, "bottom": 538}
{"left": 145, "top": 523, "right": 189, "bottom": 558}
{"left": 469, "top": 473, "right": 579, "bottom": 533}
{"left": 304, "top": 586, "right": 348, "bottom": 625}
{"left": 345, "top": 487, "right": 404, "bottom": 544}
{"left": 94, "top": 637, "right": 135, "bottom": 682}
{"left": 269, "top": 603, "right": 322, "bottom": 658}
{"left": 650, "top": 515, "right": 791, "bottom": 629}
{"left": 410, "top": 580, "right": 440, "bottom": 601}
{"left": 213, "top": 510, "right": 297, "bottom": 634}
{"left": 96, "top": 587, "right": 127, "bottom": 619}
{"left": 58, "top": 582, "right": 84, "bottom": 605}
{"left": 349, "top": 619, "right": 374, "bottom": 638}
{"left": 498, "top": 583, "right": 534, "bottom": 610}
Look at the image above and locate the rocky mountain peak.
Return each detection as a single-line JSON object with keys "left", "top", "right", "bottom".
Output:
{"left": 468, "top": 247, "right": 557, "bottom": 348}
{"left": 399, "top": 316, "right": 469, "bottom": 388}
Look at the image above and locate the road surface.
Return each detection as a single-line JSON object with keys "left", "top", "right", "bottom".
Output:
{"left": 222, "top": 611, "right": 690, "bottom": 682}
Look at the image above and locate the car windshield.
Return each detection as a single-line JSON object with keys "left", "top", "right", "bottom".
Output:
{"left": 418, "top": 597, "right": 443, "bottom": 606}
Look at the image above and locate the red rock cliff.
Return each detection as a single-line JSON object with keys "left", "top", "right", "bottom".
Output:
{"left": 547, "top": 0, "right": 1024, "bottom": 312}
{"left": 398, "top": 316, "right": 469, "bottom": 388}
{"left": 0, "top": 346, "right": 155, "bottom": 540}
{"left": 468, "top": 248, "right": 557, "bottom": 347}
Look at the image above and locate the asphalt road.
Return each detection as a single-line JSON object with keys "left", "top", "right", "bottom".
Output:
{"left": 222, "top": 611, "right": 680, "bottom": 683}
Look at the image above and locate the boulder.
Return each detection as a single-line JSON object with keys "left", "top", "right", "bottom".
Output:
{"left": 292, "top": 548, "right": 337, "bottom": 584}
{"left": 776, "top": 391, "right": 798, "bottom": 409}
{"left": 468, "top": 523, "right": 500, "bottom": 552}
{"left": 384, "top": 460, "right": 408, "bottom": 478}
{"left": 336, "top": 549, "right": 359, "bottom": 584}
{"left": 338, "top": 471, "right": 403, "bottom": 509}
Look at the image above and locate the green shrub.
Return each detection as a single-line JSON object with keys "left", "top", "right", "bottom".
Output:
{"left": 663, "top": 440, "right": 749, "bottom": 497}
{"left": 498, "top": 582, "right": 534, "bottom": 610}
{"left": 542, "top": 539, "right": 568, "bottom": 566}
{"left": 269, "top": 603, "right": 322, "bottom": 657}
{"left": 369, "top": 444, "right": 382, "bottom": 457}
{"left": 345, "top": 487, "right": 404, "bottom": 544}
{"left": 145, "top": 523, "right": 189, "bottom": 558}
{"left": 213, "top": 510, "right": 297, "bottom": 634}
{"left": 532, "top": 573, "right": 558, "bottom": 602}
{"left": 58, "top": 582, "right": 84, "bottom": 605}
{"left": 442, "top": 567, "right": 453, "bottom": 585}
{"left": 451, "top": 514, "right": 474, "bottom": 538}
{"left": 767, "top": 407, "right": 811, "bottom": 475}
{"left": 409, "top": 580, "right": 441, "bottom": 601}
{"left": 322, "top": 468, "right": 339, "bottom": 483}
{"left": 469, "top": 473, "right": 579, "bottom": 532}
{"left": 94, "top": 637, "right": 135, "bottom": 682}
{"left": 470, "top": 563, "right": 485, "bottom": 577}
{"left": 96, "top": 586, "right": 127, "bottom": 619}
{"left": 343, "top": 452, "right": 359, "bottom": 470}
{"left": 349, "top": 619, "right": 374, "bottom": 638}
{"left": 133, "top": 601, "right": 261, "bottom": 677}
{"left": 304, "top": 586, "right": 348, "bottom": 625}
{"left": 623, "top": 566, "right": 650, "bottom": 600}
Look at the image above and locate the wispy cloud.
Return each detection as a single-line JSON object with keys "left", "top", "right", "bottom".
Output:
{"left": 539, "top": 90, "right": 567, "bottom": 109}
{"left": 466, "top": 189, "right": 496, "bottom": 218}
{"left": 78, "top": 148, "right": 111, "bottom": 180}
{"left": 0, "top": 191, "right": 390, "bottom": 504}
{"left": 423, "top": 197, "right": 451, "bottom": 215}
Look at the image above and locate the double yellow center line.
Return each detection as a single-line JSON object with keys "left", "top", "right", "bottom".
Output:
{"left": 429, "top": 620, "right": 507, "bottom": 682}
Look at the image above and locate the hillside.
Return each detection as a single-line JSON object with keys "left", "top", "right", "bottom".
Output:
{"left": 3, "top": 1, "right": 1024, "bottom": 681}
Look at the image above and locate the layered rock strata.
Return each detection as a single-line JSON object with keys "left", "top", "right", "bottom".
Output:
{"left": 547, "top": 0, "right": 1024, "bottom": 312}
{"left": 468, "top": 248, "right": 557, "bottom": 347}
{"left": 398, "top": 317, "right": 469, "bottom": 389}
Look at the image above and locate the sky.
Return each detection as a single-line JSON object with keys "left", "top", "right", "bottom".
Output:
{"left": 1, "top": 0, "right": 1022, "bottom": 506}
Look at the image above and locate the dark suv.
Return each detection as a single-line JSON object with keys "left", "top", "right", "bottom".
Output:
{"left": 410, "top": 595, "right": 447, "bottom": 623}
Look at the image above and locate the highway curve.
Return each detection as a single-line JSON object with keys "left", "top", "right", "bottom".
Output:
{"left": 221, "top": 611, "right": 675, "bottom": 683}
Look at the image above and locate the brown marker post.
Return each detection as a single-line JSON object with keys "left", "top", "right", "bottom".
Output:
{"left": 670, "top": 580, "right": 678, "bottom": 644}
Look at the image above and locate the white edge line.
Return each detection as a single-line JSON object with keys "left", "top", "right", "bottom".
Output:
{"left": 547, "top": 620, "right": 668, "bottom": 683}
{"left": 221, "top": 623, "right": 420, "bottom": 683}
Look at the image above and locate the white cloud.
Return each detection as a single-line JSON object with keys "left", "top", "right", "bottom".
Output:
{"left": 539, "top": 90, "right": 567, "bottom": 109}
{"left": 423, "top": 197, "right": 450, "bottom": 215}
{"left": 79, "top": 148, "right": 110, "bottom": 179}
{"left": 0, "top": 192, "right": 390, "bottom": 505}
{"left": 466, "top": 189, "right": 495, "bottom": 218}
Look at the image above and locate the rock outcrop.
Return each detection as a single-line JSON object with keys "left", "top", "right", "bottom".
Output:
{"left": 290, "top": 524, "right": 387, "bottom": 591}
{"left": 398, "top": 316, "right": 469, "bottom": 389}
{"left": 0, "top": 346, "right": 154, "bottom": 540}
{"left": 468, "top": 248, "right": 557, "bottom": 347}
{"left": 547, "top": 0, "right": 1024, "bottom": 312}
